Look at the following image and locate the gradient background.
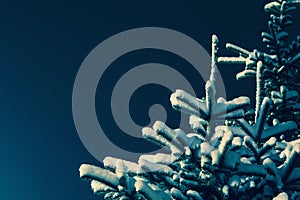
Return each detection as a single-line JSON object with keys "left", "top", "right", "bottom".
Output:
{"left": 1, "top": 0, "right": 299, "bottom": 199}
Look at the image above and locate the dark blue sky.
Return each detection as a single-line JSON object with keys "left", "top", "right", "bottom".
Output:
{"left": 0, "top": 0, "right": 299, "bottom": 199}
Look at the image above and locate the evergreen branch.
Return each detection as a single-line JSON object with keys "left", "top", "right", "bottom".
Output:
{"left": 217, "top": 57, "right": 246, "bottom": 64}
{"left": 103, "top": 157, "right": 143, "bottom": 175}
{"left": 90, "top": 180, "right": 116, "bottom": 194}
{"left": 186, "top": 190, "right": 204, "bottom": 200}
{"left": 210, "top": 35, "right": 219, "bottom": 83}
{"left": 255, "top": 97, "right": 272, "bottom": 141}
{"left": 226, "top": 43, "right": 251, "bottom": 58}
{"left": 236, "top": 69, "right": 256, "bottom": 80}
{"left": 261, "top": 121, "right": 297, "bottom": 140}
{"left": 258, "top": 137, "right": 277, "bottom": 158}
{"left": 263, "top": 158, "right": 283, "bottom": 189}
{"left": 205, "top": 80, "right": 214, "bottom": 118}
{"left": 79, "top": 164, "right": 120, "bottom": 189}
{"left": 236, "top": 118, "right": 256, "bottom": 139}
{"left": 243, "top": 136, "right": 259, "bottom": 159}
{"left": 280, "top": 143, "right": 300, "bottom": 182}
{"left": 142, "top": 126, "right": 182, "bottom": 155}
{"left": 237, "top": 163, "right": 266, "bottom": 177}
{"left": 255, "top": 62, "right": 265, "bottom": 123}
{"left": 171, "top": 188, "right": 188, "bottom": 200}
{"left": 135, "top": 179, "right": 172, "bottom": 200}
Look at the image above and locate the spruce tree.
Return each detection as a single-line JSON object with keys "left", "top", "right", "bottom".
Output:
{"left": 79, "top": 1, "right": 300, "bottom": 199}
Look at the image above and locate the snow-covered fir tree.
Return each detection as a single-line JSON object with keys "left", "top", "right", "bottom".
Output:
{"left": 79, "top": 1, "right": 300, "bottom": 199}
